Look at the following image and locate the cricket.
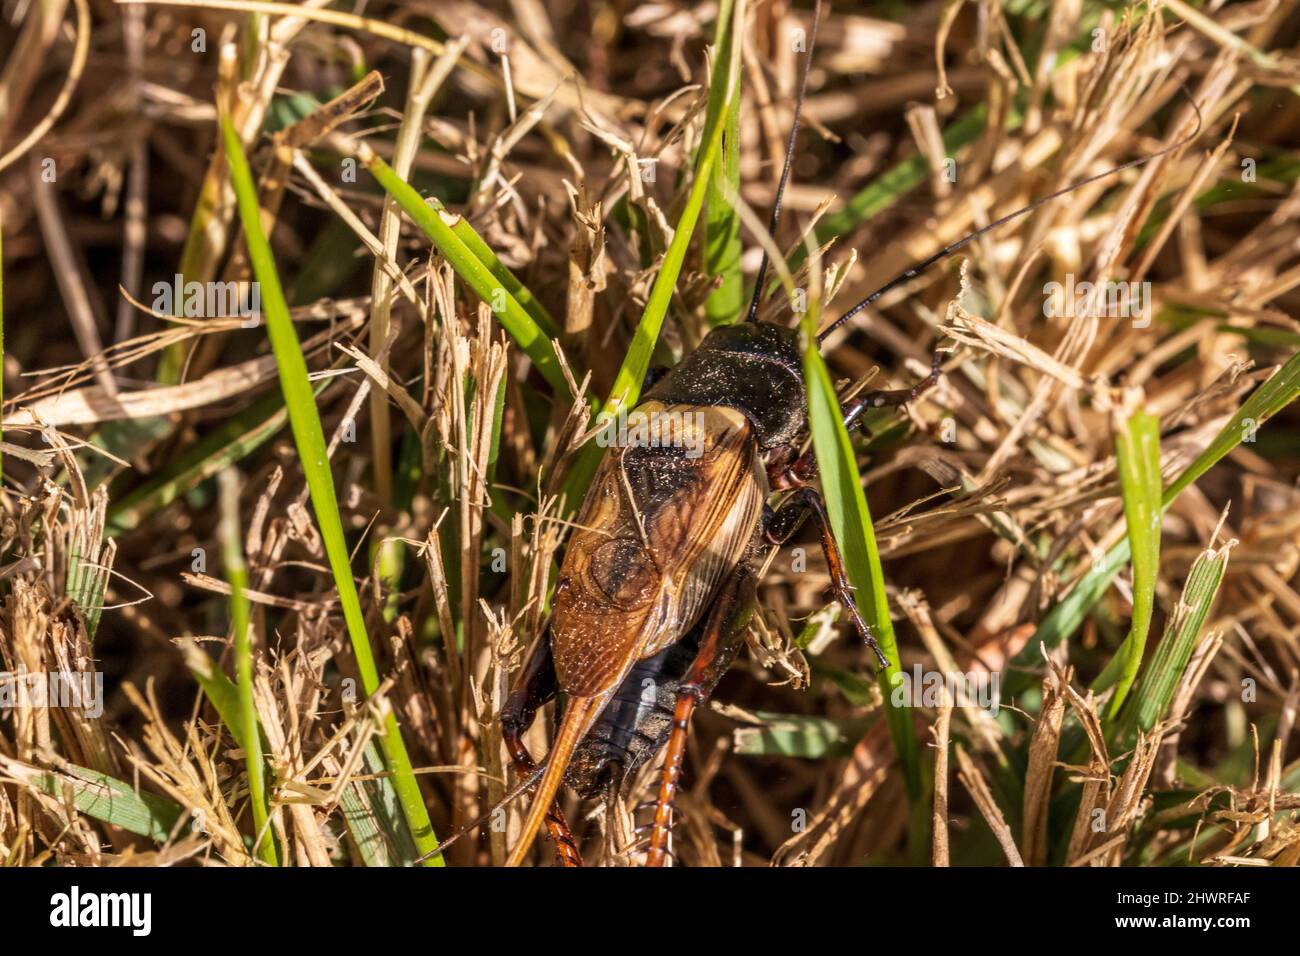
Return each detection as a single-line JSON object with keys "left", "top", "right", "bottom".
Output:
{"left": 1, "top": 0, "right": 1298, "bottom": 885}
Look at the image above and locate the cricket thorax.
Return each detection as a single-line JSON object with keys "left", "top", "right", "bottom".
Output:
{"left": 643, "top": 321, "right": 807, "bottom": 449}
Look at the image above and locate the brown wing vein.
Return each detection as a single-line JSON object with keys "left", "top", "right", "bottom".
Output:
{"left": 550, "top": 404, "right": 766, "bottom": 697}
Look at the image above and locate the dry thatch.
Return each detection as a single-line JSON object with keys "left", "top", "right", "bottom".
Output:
{"left": 1, "top": 0, "right": 1299, "bottom": 867}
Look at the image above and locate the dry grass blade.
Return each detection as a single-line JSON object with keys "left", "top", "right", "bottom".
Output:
{"left": 1, "top": 0, "right": 1297, "bottom": 873}
{"left": 955, "top": 743, "right": 1024, "bottom": 867}
{"left": 1022, "top": 660, "right": 1069, "bottom": 867}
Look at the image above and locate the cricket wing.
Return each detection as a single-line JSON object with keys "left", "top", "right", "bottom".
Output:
{"left": 550, "top": 403, "right": 766, "bottom": 698}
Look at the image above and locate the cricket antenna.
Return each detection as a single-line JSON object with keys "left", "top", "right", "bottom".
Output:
{"left": 816, "top": 85, "right": 1205, "bottom": 344}
{"left": 412, "top": 763, "right": 545, "bottom": 864}
{"left": 744, "top": 0, "right": 822, "bottom": 323}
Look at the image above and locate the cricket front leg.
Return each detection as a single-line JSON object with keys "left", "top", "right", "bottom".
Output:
{"left": 769, "top": 348, "right": 944, "bottom": 489}
{"left": 764, "top": 487, "right": 889, "bottom": 669}
{"left": 645, "top": 564, "right": 757, "bottom": 867}
{"left": 840, "top": 348, "right": 944, "bottom": 432}
{"left": 501, "top": 634, "right": 583, "bottom": 867}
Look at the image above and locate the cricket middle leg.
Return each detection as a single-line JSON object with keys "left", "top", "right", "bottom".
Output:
{"left": 764, "top": 487, "right": 889, "bottom": 669}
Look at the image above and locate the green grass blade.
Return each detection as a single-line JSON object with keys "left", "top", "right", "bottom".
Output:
{"left": 338, "top": 774, "right": 399, "bottom": 867}
{"left": 704, "top": 0, "right": 742, "bottom": 326}
{"left": 339, "top": 738, "right": 421, "bottom": 866}
{"left": 218, "top": 468, "right": 277, "bottom": 865}
{"left": 733, "top": 712, "right": 870, "bottom": 759}
{"left": 800, "top": 319, "right": 922, "bottom": 799}
{"left": 65, "top": 518, "right": 110, "bottom": 641}
{"left": 222, "top": 114, "right": 441, "bottom": 865}
{"left": 598, "top": 0, "right": 740, "bottom": 413}
{"left": 359, "top": 148, "right": 567, "bottom": 396}
{"left": 561, "top": 0, "right": 744, "bottom": 504}
{"left": 24, "top": 764, "right": 183, "bottom": 842}
{"left": 1164, "top": 352, "right": 1300, "bottom": 502}
{"left": 448, "top": 213, "right": 557, "bottom": 336}
{"left": 1009, "top": 347, "right": 1300, "bottom": 691}
{"left": 596, "top": 113, "right": 725, "bottom": 413}
{"left": 1122, "top": 543, "right": 1231, "bottom": 739}
{"left": 179, "top": 637, "right": 251, "bottom": 751}
{"left": 1096, "top": 408, "right": 1162, "bottom": 718}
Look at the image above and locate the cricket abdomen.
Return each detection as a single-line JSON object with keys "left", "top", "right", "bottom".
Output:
{"left": 562, "top": 635, "right": 698, "bottom": 797}
{"left": 560, "top": 561, "right": 753, "bottom": 800}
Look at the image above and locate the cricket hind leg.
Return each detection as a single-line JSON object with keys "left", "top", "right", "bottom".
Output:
{"left": 645, "top": 563, "right": 757, "bottom": 867}
{"left": 500, "top": 635, "right": 583, "bottom": 867}
{"left": 763, "top": 487, "right": 889, "bottom": 669}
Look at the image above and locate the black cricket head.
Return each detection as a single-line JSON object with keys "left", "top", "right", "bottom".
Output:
{"left": 644, "top": 320, "right": 805, "bottom": 448}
